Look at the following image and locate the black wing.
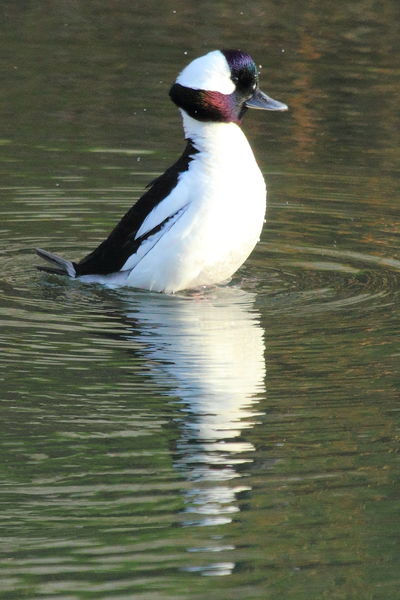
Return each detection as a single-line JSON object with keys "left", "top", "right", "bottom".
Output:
{"left": 75, "top": 140, "right": 198, "bottom": 276}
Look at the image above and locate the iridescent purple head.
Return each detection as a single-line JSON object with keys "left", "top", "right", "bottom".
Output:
{"left": 169, "top": 49, "right": 287, "bottom": 124}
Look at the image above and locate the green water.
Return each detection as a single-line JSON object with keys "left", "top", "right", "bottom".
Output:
{"left": 1, "top": 2, "right": 399, "bottom": 599}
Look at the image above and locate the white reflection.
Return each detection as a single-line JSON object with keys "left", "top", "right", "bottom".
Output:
{"left": 122, "top": 285, "right": 266, "bottom": 575}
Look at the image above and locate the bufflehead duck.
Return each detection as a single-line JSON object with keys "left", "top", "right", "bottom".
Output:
{"left": 36, "top": 49, "right": 287, "bottom": 293}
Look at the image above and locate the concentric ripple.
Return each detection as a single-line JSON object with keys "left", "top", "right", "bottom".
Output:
{"left": 256, "top": 242, "right": 400, "bottom": 315}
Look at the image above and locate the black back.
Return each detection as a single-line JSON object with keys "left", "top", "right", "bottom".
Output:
{"left": 75, "top": 140, "right": 198, "bottom": 276}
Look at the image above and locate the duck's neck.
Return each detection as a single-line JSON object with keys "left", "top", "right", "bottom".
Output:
{"left": 180, "top": 110, "right": 252, "bottom": 158}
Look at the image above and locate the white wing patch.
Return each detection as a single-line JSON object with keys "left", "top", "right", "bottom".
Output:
{"left": 122, "top": 204, "right": 189, "bottom": 272}
{"left": 135, "top": 169, "right": 191, "bottom": 240}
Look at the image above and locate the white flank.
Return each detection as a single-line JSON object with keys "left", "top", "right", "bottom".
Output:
{"left": 122, "top": 204, "right": 189, "bottom": 271}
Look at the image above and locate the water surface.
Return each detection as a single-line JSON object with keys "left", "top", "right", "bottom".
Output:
{"left": 1, "top": 2, "right": 399, "bottom": 599}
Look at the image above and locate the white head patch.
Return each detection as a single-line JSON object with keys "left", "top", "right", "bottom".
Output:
{"left": 176, "top": 50, "right": 235, "bottom": 95}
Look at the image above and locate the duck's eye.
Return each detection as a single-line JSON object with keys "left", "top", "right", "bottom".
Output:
{"left": 252, "top": 82, "right": 257, "bottom": 91}
{"left": 232, "top": 75, "right": 239, "bottom": 84}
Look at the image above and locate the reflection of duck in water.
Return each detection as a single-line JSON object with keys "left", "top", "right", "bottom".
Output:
{"left": 36, "top": 49, "right": 286, "bottom": 293}
{"left": 122, "top": 286, "right": 266, "bottom": 539}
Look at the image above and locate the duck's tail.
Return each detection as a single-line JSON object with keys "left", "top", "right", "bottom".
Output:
{"left": 35, "top": 248, "right": 76, "bottom": 278}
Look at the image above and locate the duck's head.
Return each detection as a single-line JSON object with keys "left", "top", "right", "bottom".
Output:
{"left": 169, "top": 49, "right": 288, "bottom": 125}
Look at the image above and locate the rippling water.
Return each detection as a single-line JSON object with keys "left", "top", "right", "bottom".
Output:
{"left": 1, "top": 2, "right": 399, "bottom": 599}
